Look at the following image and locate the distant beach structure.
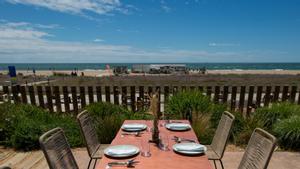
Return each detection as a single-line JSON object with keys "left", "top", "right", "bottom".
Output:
{"left": 132, "top": 64, "right": 187, "bottom": 74}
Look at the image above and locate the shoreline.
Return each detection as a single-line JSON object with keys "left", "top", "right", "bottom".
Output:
{"left": 1, "top": 69, "right": 300, "bottom": 77}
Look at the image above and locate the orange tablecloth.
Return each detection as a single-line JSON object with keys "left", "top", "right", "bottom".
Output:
{"left": 96, "top": 120, "right": 212, "bottom": 169}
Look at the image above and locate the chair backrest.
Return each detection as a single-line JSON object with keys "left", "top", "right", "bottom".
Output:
{"left": 238, "top": 128, "right": 276, "bottom": 169}
{"left": 77, "top": 110, "right": 100, "bottom": 158}
{"left": 39, "top": 128, "right": 79, "bottom": 169}
{"left": 210, "top": 111, "right": 235, "bottom": 158}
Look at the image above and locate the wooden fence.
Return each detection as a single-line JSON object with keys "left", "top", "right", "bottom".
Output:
{"left": 1, "top": 85, "right": 300, "bottom": 115}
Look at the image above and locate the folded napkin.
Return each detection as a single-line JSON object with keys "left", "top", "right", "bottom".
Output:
{"left": 175, "top": 143, "right": 205, "bottom": 152}
{"left": 122, "top": 124, "right": 145, "bottom": 129}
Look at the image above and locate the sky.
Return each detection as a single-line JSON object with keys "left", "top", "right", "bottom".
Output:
{"left": 0, "top": 0, "right": 300, "bottom": 63}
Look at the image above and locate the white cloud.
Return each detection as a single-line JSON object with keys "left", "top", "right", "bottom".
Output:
{"left": 0, "top": 21, "right": 270, "bottom": 63}
{"left": 209, "top": 42, "right": 240, "bottom": 47}
{"left": 160, "top": 0, "right": 171, "bottom": 13}
{"left": 161, "top": 5, "right": 171, "bottom": 13}
{"left": 5, "top": 0, "right": 127, "bottom": 16}
{"left": 0, "top": 22, "right": 50, "bottom": 39}
{"left": 93, "top": 38, "right": 104, "bottom": 42}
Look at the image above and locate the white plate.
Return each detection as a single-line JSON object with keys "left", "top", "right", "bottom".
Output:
{"left": 121, "top": 123, "right": 147, "bottom": 132}
{"left": 104, "top": 145, "right": 140, "bottom": 158}
{"left": 165, "top": 123, "right": 191, "bottom": 131}
{"left": 173, "top": 143, "right": 207, "bottom": 155}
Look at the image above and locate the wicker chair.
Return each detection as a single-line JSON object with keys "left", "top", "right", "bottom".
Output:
{"left": 205, "top": 111, "right": 235, "bottom": 169}
{"left": 39, "top": 127, "right": 79, "bottom": 169}
{"left": 238, "top": 128, "right": 277, "bottom": 169}
{"left": 77, "top": 110, "right": 102, "bottom": 169}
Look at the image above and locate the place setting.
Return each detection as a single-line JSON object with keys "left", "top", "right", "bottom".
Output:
{"left": 104, "top": 144, "right": 140, "bottom": 168}
{"left": 165, "top": 122, "right": 192, "bottom": 131}
{"left": 120, "top": 123, "right": 148, "bottom": 137}
{"left": 172, "top": 142, "right": 207, "bottom": 156}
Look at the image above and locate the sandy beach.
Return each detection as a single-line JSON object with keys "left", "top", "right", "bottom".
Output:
{"left": 1, "top": 69, "right": 300, "bottom": 77}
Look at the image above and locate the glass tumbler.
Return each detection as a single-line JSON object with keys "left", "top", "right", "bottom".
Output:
{"left": 159, "top": 133, "right": 169, "bottom": 151}
{"left": 141, "top": 138, "right": 151, "bottom": 157}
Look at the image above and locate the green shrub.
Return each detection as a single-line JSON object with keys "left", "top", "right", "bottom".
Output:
{"left": 165, "top": 90, "right": 211, "bottom": 119}
{"left": 86, "top": 102, "right": 152, "bottom": 143}
{"left": 274, "top": 116, "right": 300, "bottom": 150}
{"left": 254, "top": 102, "right": 300, "bottom": 130}
{"left": 165, "top": 90, "right": 239, "bottom": 144}
{"left": 0, "top": 103, "right": 82, "bottom": 150}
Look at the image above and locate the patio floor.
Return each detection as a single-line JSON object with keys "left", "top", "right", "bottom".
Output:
{"left": 0, "top": 145, "right": 299, "bottom": 169}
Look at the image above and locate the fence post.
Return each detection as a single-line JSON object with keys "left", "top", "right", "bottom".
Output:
{"left": 113, "top": 86, "right": 119, "bottom": 105}
{"left": 256, "top": 86, "right": 263, "bottom": 107}
{"left": 45, "top": 86, "right": 53, "bottom": 112}
{"left": 104, "top": 86, "right": 109, "bottom": 103}
{"left": 130, "top": 86, "right": 136, "bottom": 111}
{"left": 246, "top": 86, "right": 254, "bottom": 115}
{"left": 239, "top": 86, "right": 246, "bottom": 113}
{"left": 206, "top": 86, "right": 212, "bottom": 98}
{"left": 231, "top": 86, "right": 237, "bottom": 111}
{"left": 164, "top": 86, "right": 170, "bottom": 102}
{"left": 28, "top": 86, "right": 36, "bottom": 106}
{"left": 121, "top": 86, "right": 127, "bottom": 107}
{"left": 273, "top": 86, "right": 280, "bottom": 102}
{"left": 290, "top": 86, "right": 297, "bottom": 103}
{"left": 214, "top": 86, "right": 220, "bottom": 103}
{"left": 11, "top": 85, "right": 20, "bottom": 103}
{"left": 222, "top": 86, "right": 229, "bottom": 104}
{"left": 282, "top": 86, "right": 289, "bottom": 101}
{"left": 88, "top": 86, "right": 94, "bottom": 104}
{"left": 80, "top": 86, "right": 86, "bottom": 108}
{"left": 96, "top": 86, "right": 102, "bottom": 102}
{"left": 264, "top": 86, "right": 272, "bottom": 107}
{"left": 20, "top": 85, "right": 27, "bottom": 104}
{"left": 71, "top": 86, "right": 78, "bottom": 114}
{"left": 37, "top": 86, "right": 45, "bottom": 108}
{"left": 53, "top": 86, "right": 61, "bottom": 112}
{"left": 63, "top": 86, "right": 70, "bottom": 113}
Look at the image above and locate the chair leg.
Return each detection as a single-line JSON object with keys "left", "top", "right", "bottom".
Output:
{"left": 219, "top": 159, "right": 224, "bottom": 169}
{"left": 213, "top": 160, "right": 217, "bottom": 169}
{"left": 87, "top": 158, "right": 92, "bottom": 169}
{"left": 92, "top": 159, "right": 98, "bottom": 169}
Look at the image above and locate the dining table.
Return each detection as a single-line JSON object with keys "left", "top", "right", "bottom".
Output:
{"left": 96, "top": 120, "right": 213, "bottom": 169}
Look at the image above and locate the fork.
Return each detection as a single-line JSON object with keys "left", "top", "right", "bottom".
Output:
{"left": 173, "top": 136, "right": 196, "bottom": 143}
{"left": 121, "top": 132, "right": 143, "bottom": 137}
{"left": 107, "top": 158, "right": 139, "bottom": 167}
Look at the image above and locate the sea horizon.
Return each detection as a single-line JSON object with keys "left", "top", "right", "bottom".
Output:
{"left": 1, "top": 63, "right": 300, "bottom": 71}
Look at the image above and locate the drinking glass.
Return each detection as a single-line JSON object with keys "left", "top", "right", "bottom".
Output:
{"left": 159, "top": 133, "right": 169, "bottom": 151}
{"left": 141, "top": 138, "right": 151, "bottom": 157}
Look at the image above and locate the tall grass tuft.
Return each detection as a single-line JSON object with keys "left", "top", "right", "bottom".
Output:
{"left": 254, "top": 102, "right": 300, "bottom": 130}
{"left": 274, "top": 116, "right": 300, "bottom": 150}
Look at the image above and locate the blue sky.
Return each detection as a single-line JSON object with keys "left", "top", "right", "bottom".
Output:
{"left": 0, "top": 0, "right": 300, "bottom": 63}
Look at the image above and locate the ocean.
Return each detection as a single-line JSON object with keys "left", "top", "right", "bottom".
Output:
{"left": 1, "top": 63, "right": 300, "bottom": 71}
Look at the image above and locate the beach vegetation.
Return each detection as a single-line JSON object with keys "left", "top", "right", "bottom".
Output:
{"left": 0, "top": 102, "right": 152, "bottom": 151}
{"left": 0, "top": 103, "right": 82, "bottom": 151}
{"left": 165, "top": 90, "right": 300, "bottom": 150}
{"left": 274, "top": 116, "right": 300, "bottom": 150}
{"left": 85, "top": 102, "right": 152, "bottom": 143}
